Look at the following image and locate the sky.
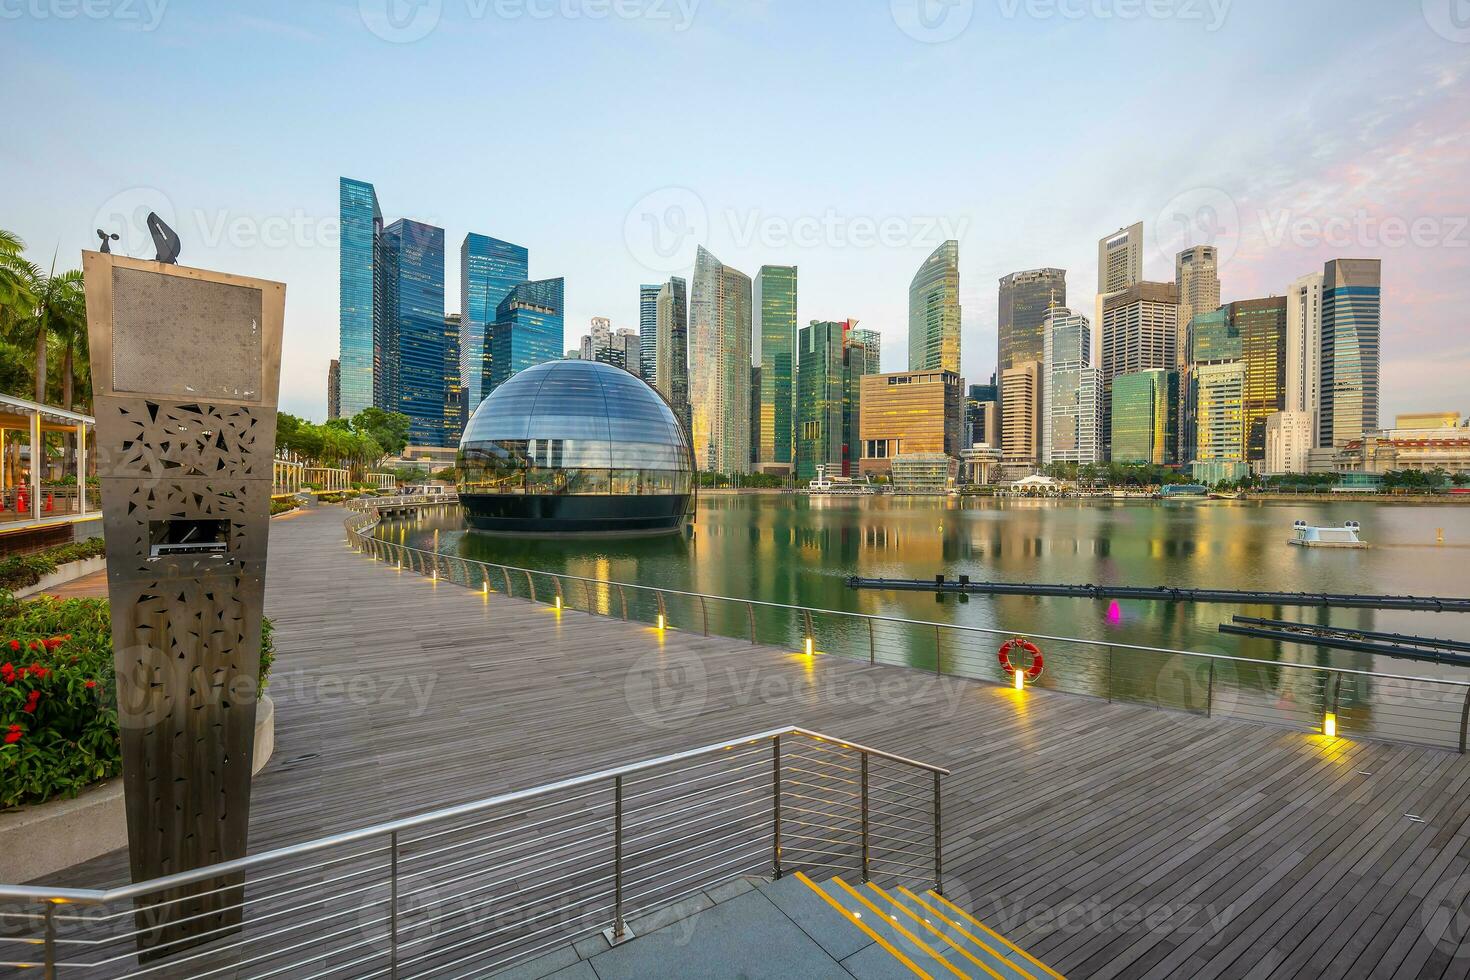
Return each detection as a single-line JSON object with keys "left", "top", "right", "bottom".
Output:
{"left": 3, "top": 0, "right": 1468, "bottom": 423}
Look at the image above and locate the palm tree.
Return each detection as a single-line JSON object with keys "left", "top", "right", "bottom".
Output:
{"left": 18, "top": 261, "right": 85, "bottom": 405}
{"left": 0, "top": 230, "right": 38, "bottom": 339}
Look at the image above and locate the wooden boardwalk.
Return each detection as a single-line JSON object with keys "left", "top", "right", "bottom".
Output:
{"left": 44, "top": 506, "right": 1470, "bottom": 978}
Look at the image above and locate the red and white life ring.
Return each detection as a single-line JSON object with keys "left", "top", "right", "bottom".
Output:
{"left": 998, "top": 638, "right": 1044, "bottom": 680}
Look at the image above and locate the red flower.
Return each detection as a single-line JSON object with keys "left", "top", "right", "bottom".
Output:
{"left": 22, "top": 691, "right": 40, "bottom": 713}
{"left": 7, "top": 640, "right": 17, "bottom": 652}
{"left": 27, "top": 664, "right": 47, "bottom": 680}
{"left": 3, "top": 724, "right": 20, "bottom": 745}
{"left": 27, "top": 640, "right": 38, "bottom": 651}
{"left": 85, "top": 680, "right": 96, "bottom": 689}
{"left": 0, "top": 663, "right": 13, "bottom": 683}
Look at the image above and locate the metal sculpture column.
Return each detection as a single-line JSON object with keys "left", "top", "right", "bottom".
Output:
{"left": 81, "top": 250, "right": 284, "bottom": 959}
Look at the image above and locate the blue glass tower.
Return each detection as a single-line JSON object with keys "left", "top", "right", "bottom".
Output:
{"left": 461, "top": 233, "right": 530, "bottom": 413}
{"left": 382, "top": 218, "right": 447, "bottom": 447}
{"left": 639, "top": 284, "right": 660, "bottom": 381}
{"left": 339, "top": 177, "right": 383, "bottom": 417}
{"left": 1319, "top": 258, "right": 1381, "bottom": 448}
{"left": 485, "top": 278, "right": 565, "bottom": 395}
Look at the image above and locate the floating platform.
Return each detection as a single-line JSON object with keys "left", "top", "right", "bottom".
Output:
{"left": 1288, "top": 520, "right": 1368, "bottom": 548}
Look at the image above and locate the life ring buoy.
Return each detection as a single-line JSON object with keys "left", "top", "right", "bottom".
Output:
{"left": 998, "top": 638, "right": 1044, "bottom": 680}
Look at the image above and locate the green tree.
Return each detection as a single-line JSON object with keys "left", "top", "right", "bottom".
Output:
{"left": 350, "top": 407, "right": 411, "bottom": 456}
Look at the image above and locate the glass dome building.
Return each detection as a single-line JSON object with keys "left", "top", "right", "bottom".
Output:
{"left": 457, "top": 359, "right": 696, "bottom": 534}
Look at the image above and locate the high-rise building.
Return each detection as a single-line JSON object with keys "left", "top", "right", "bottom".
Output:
{"left": 654, "top": 276, "right": 690, "bottom": 433}
{"left": 443, "top": 313, "right": 464, "bottom": 443}
{"left": 1110, "top": 369, "right": 1178, "bottom": 465}
{"left": 1232, "top": 296, "right": 1287, "bottom": 461}
{"left": 338, "top": 177, "right": 383, "bottom": 418}
{"left": 849, "top": 328, "right": 882, "bottom": 374}
{"left": 689, "top": 246, "right": 753, "bottom": 474}
{"left": 1180, "top": 307, "right": 1239, "bottom": 464}
{"left": 638, "top": 284, "right": 660, "bottom": 381}
{"left": 908, "top": 240, "right": 961, "bottom": 374}
{"left": 381, "top": 218, "right": 446, "bottom": 447}
{"left": 857, "top": 369, "right": 962, "bottom": 478}
{"left": 580, "top": 316, "right": 613, "bottom": 362}
{"left": 327, "top": 359, "right": 341, "bottom": 420}
{"left": 1042, "top": 308, "right": 1101, "bottom": 466}
{"left": 1320, "top": 258, "right": 1382, "bottom": 448}
{"left": 1174, "top": 246, "right": 1221, "bottom": 363}
{"left": 753, "top": 265, "right": 797, "bottom": 475}
{"left": 1098, "top": 223, "right": 1144, "bottom": 295}
{"left": 1100, "top": 282, "right": 1178, "bottom": 457}
{"left": 1191, "top": 360, "right": 1246, "bottom": 479}
{"left": 484, "top": 278, "right": 564, "bottom": 395}
{"left": 1001, "top": 361, "right": 1041, "bottom": 472}
{"left": 797, "top": 320, "right": 869, "bottom": 480}
{"left": 964, "top": 378, "right": 999, "bottom": 448}
{"left": 998, "top": 267, "right": 1065, "bottom": 382}
{"left": 1285, "top": 272, "right": 1323, "bottom": 439}
{"left": 460, "top": 233, "right": 529, "bottom": 413}
{"left": 1264, "top": 410, "right": 1313, "bottom": 475}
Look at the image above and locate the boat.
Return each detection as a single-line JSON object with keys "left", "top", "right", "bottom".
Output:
{"left": 1288, "top": 520, "right": 1368, "bottom": 549}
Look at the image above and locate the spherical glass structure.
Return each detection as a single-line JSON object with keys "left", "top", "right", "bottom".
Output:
{"left": 457, "top": 360, "right": 695, "bottom": 534}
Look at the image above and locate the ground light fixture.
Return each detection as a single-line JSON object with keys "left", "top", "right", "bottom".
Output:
{"left": 1324, "top": 711, "right": 1338, "bottom": 738}
{"left": 1014, "top": 669, "right": 1026, "bottom": 691}
{"left": 554, "top": 595, "right": 562, "bottom": 610}
{"left": 804, "top": 636, "right": 814, "bottom": 656}
{"left": 657, "top": 613, "right": 666, "bottom": 630}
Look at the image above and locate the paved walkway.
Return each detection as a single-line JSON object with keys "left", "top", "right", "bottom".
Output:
{"left": 43, "top": 506, "right": 1470, "bottom": 978}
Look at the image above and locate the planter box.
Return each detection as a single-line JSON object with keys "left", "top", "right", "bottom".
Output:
{"left": 0, "top": 695, "right": 275, "bottom": 884}
{"left": 12, "top": 555, "right": 108, "bottom": 599}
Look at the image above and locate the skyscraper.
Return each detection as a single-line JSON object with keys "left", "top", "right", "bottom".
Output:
{"left": 849, "top": 328, "right": 882, "bottom": 372}
{"left": 484, "top": 278, "right": 565, "bottom": 395}
{"left": 327, "top": 359, "right": 341, "bottom": 420}
{"left": 460, "top": 233, "right": 529, "bottom": 413}
{"left": 1181, "top": 307, "right": 1239, "bottom": 465}
{"left": 638, "top": 284, "right": 660, "bottom": 381}
{"left": 1191, "top": 361, "right": 1247, "bottom": 482}
{"left": 1320, "top": 258, "right": 1381, "bottom": 448}
{"left": 1110, "top": 369, "right": 1178, "bottom": 466}
{"left": 443, "top": 313, "right": 464, "bottom": 443}
{"left": 998, "top": 268, "right": 1066, "bottom": 378}
{"left": 1174, "top": 245, "right": 1221, "bottom": 364}
{"left": 857, "top": 369, "right": 963, "bottom": 478}
{"left": 1042, "top": 308, "right": 1100, "bottom": 466}
{"left": 908, "top": 240, "right": 961, "bottom": 374}
{"left": 381, "top": 218, "right": 446, "bottom": 447}
{"left": 1232, "top": 296, "right": 1287, "bottom": 461}
{"left": 965, "top": 377, "right": 999, "bottom": 448}
{"left": 1097, "top": 223, "right": 1143, "bottom": 294}
{"left": 655, "top": 276, "right": 690, "bottom": 433}
{"left": 339, "top": 177, "right": 383, "bottom": 418}
{"left": 1285, "top": 271, "right": 1323, "bottom": 440}
{"left": 1100, "top": 282, "right": 1178, "bottom": 457}
{"left": 797, "top": 319, "right": 868, "bottom": 480}
{"left": 1001, "top": 361, "right": 1040, "bottom": 472}
{"left": 689, "top": 246, "right": 752, "bottom": 474}
{"left": 753, "top": 265, "right": 797, "bottom": 474}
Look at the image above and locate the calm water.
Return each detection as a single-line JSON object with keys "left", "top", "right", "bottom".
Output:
{"left": 384, "top": 493, "right": 1470, "bottom": 680}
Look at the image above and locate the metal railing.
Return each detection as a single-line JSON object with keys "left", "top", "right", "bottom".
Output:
{"left": 0, "top": 727, "right": 944, "bottom": 978}
{"left": 346, "top": 504, "right": 1470, "bottom": 754}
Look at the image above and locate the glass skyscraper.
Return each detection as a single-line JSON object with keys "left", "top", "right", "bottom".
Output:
{"left": 655, "top": 276, "right": 690, "bottom": 436}
{"left": 484, "top": 278, "right": 565, "bottom": 396}
{"left": 1233, "top": 296, "right": 1287, "bottom": 461}
{"left": 753, "top": 265, "right": 797, "bottom": 473}
{"left": 1042, "top": 308, "right": 1100, "bottom": 465}
{"left": 1110, "top": 369, "right": 1178, "bottom": 465}
{"left": 639, "top": 284, "right": 660, "bottom": 382}
{"left": 797, "top": 320, "right": 868, "bottom": 480}
{"left": 443, "top": 313, "right": 464, "bottom": 444}
{"left": 1320, "top": 258, "right": 1381, "bottom": 448}
{"left": 689, "top": 246, "right": 752, "bottom": 475}
{"left": 339, "top": 177, "right": 383, "bottom": 417}
{"left": 908, "top": 241, "right": 961, "bottom": 374}
{"left": 998, "top": 268, "right": 1066, "bottom": 379}
{"left": 381, "top": 219, "right": 447, "bottom": 447}
{"left": 461, "top": 233, "right": 529, "bottom": 414}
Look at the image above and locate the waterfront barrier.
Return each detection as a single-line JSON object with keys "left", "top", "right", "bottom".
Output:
{"left": 346, "top": 501, "right": 1470, "bottom": 756}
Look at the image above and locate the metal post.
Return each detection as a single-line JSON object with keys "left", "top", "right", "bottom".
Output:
{"left": 585, "top": 578, "right": 595, "bottom": 614}
{"left": 1459, "top": 688, "right": 1470, "bottom": 755}
{"left": 613, "top": 776, "right": 625, "bottom": 941}
{"left": 934, "top": 625, "right": 942, "bottom": 675}
{"left": 1107, "top": 645, "right": 1114, "bottom": 703}
{"left": 747, "top": 601, "right": 757, "bottom": 643}
{"left": 526, "top": 570, "right": 536, "bottom": 603}
{"left": 868, "top": 618, "right": 876, "bottom": 665}
{"left": 860, "top": 753, "right": 871, "bottom": 883}
{"left": 77, "top": 421, "right": 87, "bottom": 516}
{"left": 700, "top": 595, "right": 709, "bottom": 636}
{"left": 29, "top": 410, "right": 41, "bottom": 523}
{"left": 772, "top": 736, "right": 783, "bottom": 879}
{"left": 933, "top": 771, "right": 943, "bottom": 895}
{"left": 618, "top": 584, "right": 628, "bottom": 621}
{"left": 503, "top": 566, "right": 513, "bottom": 597}
{"left": 1205, "top": 659, "right": 1216, "bottom": 717}
{"left": 389, "top": 831, "right": 399, "bottom": 979}
{"left": 43, "top": 903, "right": 56, "bottom": 980}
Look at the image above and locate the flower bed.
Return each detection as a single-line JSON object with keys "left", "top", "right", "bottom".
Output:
{"left": 0, "top": 595, "right": 276, "bottom": 809}
{"left": 0, "top": 538, "right": 106, "bottom": 593}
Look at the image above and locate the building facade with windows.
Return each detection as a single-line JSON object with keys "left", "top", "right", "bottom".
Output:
{"left": 1320, "top": 258, "right": 1382, "bottom": 448}
{"left": 460, "top": 233, "right": 529, "bottom": 413}
{"left": 338, "top": 177, "right": 383, "bottom": 418}
{"left": 690, "top": 247, "right": 753, "bottom": 475}
{"left": 484, "top": 278, "right": 565, "bottom": 396}
{"left": 1101, "top": 281, "right": 1178, "bottom": 457}
{"left": 1042, "top": 308, "right": 1100, "bottom": 466}
{"left": 753, "top": 265, "right": 797, "bottom": 474}
{"left": 1001, "top": 361, "right": 1040, "bottom": 473}
{"left": 856, "top": 369, "right": 962, "bottom": 478}
{"left": 654, "top": 276, "right": 689, "bottom": 434}
{"left": 1264, "top": 410, "right": 1314, "bottom": 475}
{"left": 1110, "top": 368, "right": 1177, "bottom": 466}
{"left": 638, "top": 283, "right": 660, "bottom": 381}
{"left": 798, "top": 320, "right": 869, "bottom": 480}
{"left": 381, "top": 218, "right": 447, "bottom": 447}
{"left": 908, "top": 240, "right": 961, "bottom": 374}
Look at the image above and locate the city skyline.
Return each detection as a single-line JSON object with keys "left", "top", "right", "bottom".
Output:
{"left": 5, "top": 3, "right": 1464, "bottom": 424}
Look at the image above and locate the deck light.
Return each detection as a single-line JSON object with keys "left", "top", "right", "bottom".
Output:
{"left": 554, "top": 595, "right": 562, "bottom": 610}
{"left": 1014, "top": 669, "right": 1026, "bottom": 691}
{"left": 1324, "top": 712, "right": 1337, "bottom": 738}
{"left": 657, "top": 613, "right": 666, "bottom": 630}
{"left": 804, "top": 636, "right": 814, "bottom": 656}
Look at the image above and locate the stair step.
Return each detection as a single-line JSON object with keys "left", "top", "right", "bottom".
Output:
{"left": 874, "top": 884, "right": 1035, "bottom": 980}
{"left": 806, "top": 874, "right": 969, "bottom": 978}
{"left": 921, "top": 890, "right": 1065, "bottom": 980}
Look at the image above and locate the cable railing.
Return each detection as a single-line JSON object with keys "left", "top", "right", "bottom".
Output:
{"left": 0, "top": 727, "right": 945, "bottom": 979}
{"left": 345, "top": 502, "right": 1470, "bottom": 755}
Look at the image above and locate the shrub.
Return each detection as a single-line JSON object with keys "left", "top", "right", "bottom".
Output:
{"left": 270, "top": 498, "right": 300, "bottom": 516}
{"left": 0, "top": 538, "right": 106, "bottom": 593}
{"left": 0, "top": 597, "right": 277, "bottom": 809}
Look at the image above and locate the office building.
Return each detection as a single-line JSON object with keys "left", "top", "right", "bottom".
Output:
{"left": 1233, "top": 296, "right": 1287, "bottom": 461}
{"left": 443, "top": 313, "right": 464, "bottom": 443}
{"left": 1175, "top": 245, "right": 1220, "bottom": 364}
{"left": 1190, "top": 360, "right": 1246, "bottom": 480}
{"left": 689, "top": 246, "right": 753, "bottom": 474}
{"left": 1042, "top": 308, "right": 1100, "bottom": 465}
{"left": 381, "top": 218, "right": 446, "bottom": 447}
{"left": 1100, "top": 282, "right": 1178, "bottom": 457}
{"left": 798, "top": 320, "right": 869, "bottom": 480}
{"left": 1001, "top": 361, "right": 1041, "bottom": 472}
{"left": 1285, "top": 272, "right": 1323, "bottom": 435}
{"left": 753, "top": 265, "right": 797, "bottom": 474}
{"left": 999, "top": 268, "right": 1065, "bottom": 452}
{"left": 484, "top": 278, "right": 565, "bottom": 395}
{"left": 638, "top": 283, "right": 660, "bottom": 381}
{"left": 908, "top": 240, "right": 961, "bottom": 374}
{"left": 327, "top": 359, "right": 340, "bottom": 420}
{"left": 857, "top": 369, "right": 963, "bottom": 478}
{"left": 654, "top": 276, "right": 690, "bottom": 433}
{"left": 1320, "top": 258, "right": 1382, "bottom": 448}
{"left": 1264, "top": 410, "right": 1313, "bottom": 475}
{"left": 461, "top": 233, "right": 529, "bottom": 412}
{"left": 1098, "top": 223, "right": 1143, "bottom": 295}
{"left": 1111, "top": 369, "right": 1177, "bottom": 465}
{"left": 338, "top": 177, "right": 383, "bottom": 417}
{"left": 889, "top": 454, "right": 953, "bottom": 494}
{"left": 580, "top": 316, "right": 613, "bottom": 361}
{"left": 850, "top": 328, "right": 882, "bottom": 374}
{"left": 965, "top": 378, "right": 999, "bottom": 449}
